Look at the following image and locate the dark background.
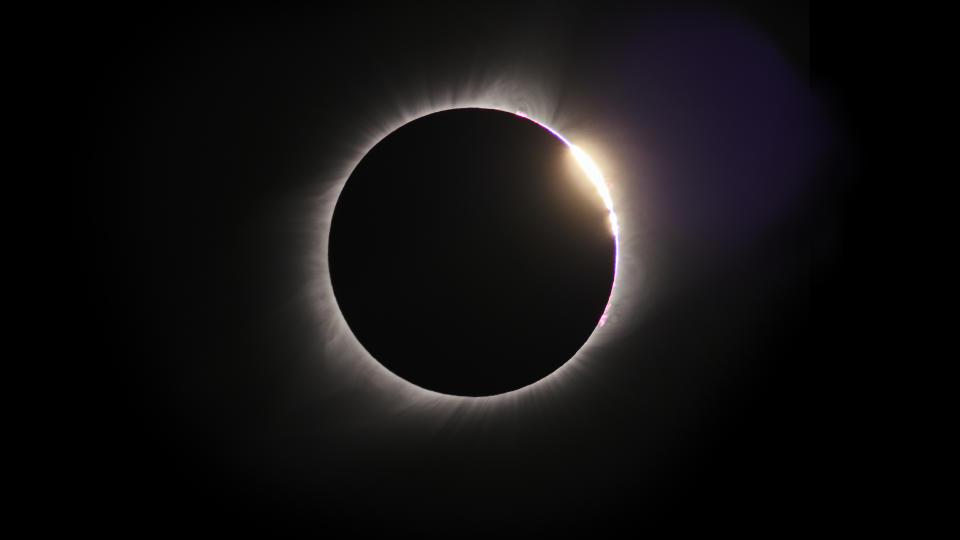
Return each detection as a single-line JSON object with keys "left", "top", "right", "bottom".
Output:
{"left": 69, "top": 1, "right": 878, "bottom": 534}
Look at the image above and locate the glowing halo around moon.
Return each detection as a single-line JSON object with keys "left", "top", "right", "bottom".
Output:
{"left": 308, "top": 93, "right": 639, "bottom": 412}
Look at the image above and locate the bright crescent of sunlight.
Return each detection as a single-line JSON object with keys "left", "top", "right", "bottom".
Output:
{"left": 513, "top": 110, "right": 619, "bottom": 326}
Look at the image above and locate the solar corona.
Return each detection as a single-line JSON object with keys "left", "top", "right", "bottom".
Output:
{"left": 312, "top": 99, "right": 634, "bottom": 409}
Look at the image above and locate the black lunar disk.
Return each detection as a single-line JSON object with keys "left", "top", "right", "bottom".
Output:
{"left": 329, "top": 108, "right": 615, "bottom": 396}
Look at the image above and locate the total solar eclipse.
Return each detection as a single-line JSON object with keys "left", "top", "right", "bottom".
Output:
{"left": 329, "top": 108, "right": 617, "bottom": 397}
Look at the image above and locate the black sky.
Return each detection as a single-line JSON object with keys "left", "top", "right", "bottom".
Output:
{"left": 70, "top": 1, "right": 874, "bottom": 535}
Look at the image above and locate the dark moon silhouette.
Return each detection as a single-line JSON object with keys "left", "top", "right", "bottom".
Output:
{"left": 329, "top": 108, "right": 615, "bottom": 396}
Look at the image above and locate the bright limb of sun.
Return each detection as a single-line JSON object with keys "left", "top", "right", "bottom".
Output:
{"left": 514, "top": 110, "right": 619, "bottom": 326}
